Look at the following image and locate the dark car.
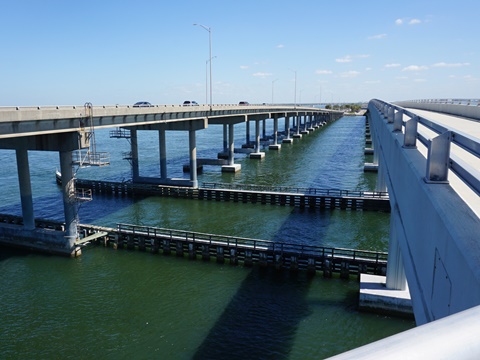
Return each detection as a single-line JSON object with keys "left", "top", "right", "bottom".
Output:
{"left": 133, "top": 101, "right": 153, "bottom": 107}
{"left": 239, "top": 101, "right": 250, "bottom": 105}
{"left": 183, "top": 100, "right": 199, "bottom": 106}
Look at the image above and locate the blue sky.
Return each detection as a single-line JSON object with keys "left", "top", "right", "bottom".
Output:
{"left": 1, "top": 0, "right": 478, "bottom": 106}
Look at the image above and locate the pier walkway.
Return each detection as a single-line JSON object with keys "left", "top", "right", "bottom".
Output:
{"left": 72, "top": 179, "right": 390, "bottom": 212}
{"left": 0, "top": 214, "right": 387, "bottom": 278}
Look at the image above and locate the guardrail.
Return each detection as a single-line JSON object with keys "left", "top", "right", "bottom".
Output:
{"left": 398, "top": 99, "right": 480, "bottom": 106}
{"left": 201, "top": 182, "right": 388, "bottom": 198}
{"left": 370, "top": 99, "right": 480, "bottom": 194}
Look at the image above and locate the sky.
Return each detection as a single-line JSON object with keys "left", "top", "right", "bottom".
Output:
{"left": 1, "top": 0, "right": 478, "bottom": 106}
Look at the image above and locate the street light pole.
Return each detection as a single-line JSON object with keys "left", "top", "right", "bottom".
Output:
{"left": 205, "top": 56, "right": 216, "bottom": 105}
{"left": 290, "top": 69, "right": 297, "bottom": 108}
{"left": 194, "top": 23, "right": 212, "bottom": 109}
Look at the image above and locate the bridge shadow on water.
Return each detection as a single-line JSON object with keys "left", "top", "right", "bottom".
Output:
{"left": 193, "top": 267, "right": 314, "bottom": 360}
{"left": 193, "top": 205, "right": 341, "bottom": 359}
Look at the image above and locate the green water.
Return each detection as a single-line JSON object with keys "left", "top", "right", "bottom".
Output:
{"left": 0, "top": 116, "right": 415, "bottom": 359}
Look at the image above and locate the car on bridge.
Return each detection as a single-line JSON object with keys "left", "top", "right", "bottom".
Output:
{"left": 183, "top": 100, "right": 199, "bottom": 106}
{"left": 133, "top": 101, "right": 153, "bottom": 107}
{"left": 239, "top": 101, "right": 250, "bottom": 105}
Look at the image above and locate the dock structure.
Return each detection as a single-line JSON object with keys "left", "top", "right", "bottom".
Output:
{"left": 0, "top": 214, "right": 387, "bottom": 277}
{"left": 73, "top": 180, "right": 391, "bottom": 212}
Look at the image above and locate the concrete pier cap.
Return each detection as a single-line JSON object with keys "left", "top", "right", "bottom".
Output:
{"left": 0, "top": 224, "right": 81, "bottom": 257}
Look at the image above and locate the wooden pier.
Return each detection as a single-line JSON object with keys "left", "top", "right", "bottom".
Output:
{"left": 0, "top": 214, "right": 387, "bottom": 277}
{"left": 74, "top": 179, "right": 391, "bottom": 212}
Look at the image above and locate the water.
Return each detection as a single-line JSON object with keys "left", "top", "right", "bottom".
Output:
{"left": 0, "top": 116, "right": 414, "bottom": 359}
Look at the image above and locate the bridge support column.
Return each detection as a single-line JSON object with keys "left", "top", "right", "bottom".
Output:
{"left": 245, "top": 120, "right": 251, "bottom": 147}
{"left": 250, "top": 119, "right": 265, "bottom": 159}
{"left": 269, "top": 115, "right": 281, "bottom": 150}
{"left": 283, "top": 115, "right": 293, "bottom": 143}
{"left": 159, "top": 129, "right": 167, "bottom": 180}
{"left": 223, "top": 124, "right": 228, "bottom": 153}
{"left": 386, "top": 206, "right": 407, "bottom": 290}
{"left": 188, "top": 129, "right": 198, "bottom": 187}
{"left": 130, "top": 129, "right": 140, "bottom": 182}
{"left": 293, "top": 115, "right": 302, "bottom": 138}
{"left": 222, "top": 123, "right": 241, "bottom": 172}
{"left": 59, "top": 150, "right": 78, "bottom": 248}
{"left": 15, "top": 149, "right": 35, "bottom": 230}
{"left": 359, "top": 205, "right": 412, "bottom": 317}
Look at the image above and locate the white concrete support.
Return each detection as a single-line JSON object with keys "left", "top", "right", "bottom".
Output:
{"left": 130, "top": 129, "right": 139, "bottom": 181}
{"left": 188, "top": 129, "right": 198, "bottom": 187}
{"left": 376, "top": 163, "right": 387, "bottom": 193}
{"left": 250, "top": 120, "right": 265, "bottom": 159}
{"left": 386, "top": 205, "right": 407, "bottom": 290}
{"left": 159, "top": 129, "right": 167, "bottom": 180}
{"left": 15, "top": 149, "right": 35, "bottom": 230}
{"left": 269, "top": 115, "right": 281, "bottom": 150}
{"left": 293, "top": 115, "right": 302, "bottom": 138}
{"left": 223, "top": 124, "right": 228, "bottom": 152}
{"left": 222, "top": 123, "right": 241, "bottom": 172}
{"left": 283, "top": 115, "right": 293, "bottom": 143}
{"left": 59, "top": 150, "right": 77, "bottom": 247}
{"left": 254, "top": 120, "right": 261, "bottom": 152}
{"left": 228, "top": 123, "right": 235, "bottom": 165}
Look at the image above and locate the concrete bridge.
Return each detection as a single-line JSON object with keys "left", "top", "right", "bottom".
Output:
{"left": 0, "top": 103, "right": 341, "bottom": 256}
{"left": 334, "top": 99, "right": 480, "bottom": 359}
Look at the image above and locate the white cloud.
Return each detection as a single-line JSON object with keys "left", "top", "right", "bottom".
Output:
{"left": 385, "top": 63, "right": 401, "bottom": 68}
{"left": 395, "top": 19, "right": 403, "bottom": 25}
{"left": 365, "top": 80, "right": 381, "bottom": 84}
{"left": 335, "top": 54, "right": 369, "bottom": 63}
{"left": 315, "top": 70, "right": 332, "bottom": 75}
{"left": 368, "top": 33, "right": 387, "bottom": 40}
{"left": 402, "top": 65, "right": 428, "bottom": 71}
{"left": 414, "top": 78, "right": 427, "bottom": 82}
{"left": 432, "top": 62, "right": 470, "bottom": 68}
{"left": 339, "top": 71, "right": 360, "bottom": 78}
{"left": 252, "top": 72, "right": 272, "bottom": 78}
{"left": 409, "top": 19, "right": 421, "bottom": 25}
{"left": 336, "top": 56, "right": 352, "bottom": 63}
{"left": 240, "top": 65, "right": 249, "bottom": 70}
{"left": 276, "top": 44, "right": 284, "bottom": 48}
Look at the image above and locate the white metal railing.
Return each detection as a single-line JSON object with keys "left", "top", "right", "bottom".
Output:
{"left": 399, "top": 98, "right": 480, "bottom": 106}
{"left": 370, "top": 99, "right": 480, "bottom": 194}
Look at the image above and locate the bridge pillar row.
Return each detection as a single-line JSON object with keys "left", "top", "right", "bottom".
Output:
{"left": 293, "top": 115, "right": 302, "bottom": 138}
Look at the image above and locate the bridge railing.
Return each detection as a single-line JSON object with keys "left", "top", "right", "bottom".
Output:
{"left": 398, "top": 98, "right": 480, "bottom": 106}
{"left": 201, "top": 182, "right": 388, "bottom": 198}
{"left": 370, "top": 99, "right": 480, "bottom": 195}
{"left": 116, "top": 223, "right": 387, "bottom": 263}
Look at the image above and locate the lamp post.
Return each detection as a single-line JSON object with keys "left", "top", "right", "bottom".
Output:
{"left": 206, "top": 56, "right": 216, "bottom": 105}
{"left": 194, "top": 23, "right": 212, "bottom": 109}
{"left": 272, "top": 78, "right": 278, "bottom": 104}
{"left": 290, "top": 69, "right": 297, "bottom": 108}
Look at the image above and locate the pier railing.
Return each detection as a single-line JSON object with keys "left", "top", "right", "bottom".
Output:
{"left": 116, "top": 223, "right": 388, "bottom": 264}
{"left": 201, "top": 182, "right": 388, "bottom": 198}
